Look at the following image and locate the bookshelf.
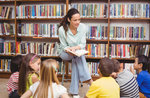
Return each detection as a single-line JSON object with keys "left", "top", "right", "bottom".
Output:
{"left": 0, "top": 0, "right": 150, "bottom": 81}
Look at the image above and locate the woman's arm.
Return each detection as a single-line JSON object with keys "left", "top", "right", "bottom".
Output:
{"left": 21, "top": 90, "right": 32, "bottom": 98}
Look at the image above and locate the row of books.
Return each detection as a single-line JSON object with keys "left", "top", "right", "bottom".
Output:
{"left": 0, "top": 23, "right": 14, "bottom": 35}
{"left": 0, "top": 59, "right": 11, "bottom": 72}
{"left": 67, "top": 62, "right": 100, "bottom": 75}
{"left": 110, "top": 44, "right": 150, "bottom": 58}
{"left": 110, "top": 3, "right": 150, "bottom": 18}
{"left": 0, "top": 41, "right": 15, "bottom": 55}
{"left": 86, "top": 24, "right": 108, "bottom": 40}
{"left": 110, "top": 26, "right": 148, "bottom": 40}
{"left": 86, "top": 44, "right": 108, "bottom": 57}
{"left": 17, "top": 23, "right": 59, "bottom": 37}
{"left": 0, "top": 6, "right": 14, "bottom": 19}
{"left": 0, "top": 40, "right": 149, "bottom": 59}
{"left": 16, "top": 42, "right": 59, "bottom": 56}
{"left": 70, "top": 3, "right": 108, "bottom": 18}
{"left": 16, "top": 4, "right": 66, "bottom": 18}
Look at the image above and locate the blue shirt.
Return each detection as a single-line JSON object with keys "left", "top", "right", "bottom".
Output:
{"left": 58, "top": 23, "right": 87, "bottom": 55}
{"left": 137, "top": 71, "right": 150, "bottom": 98}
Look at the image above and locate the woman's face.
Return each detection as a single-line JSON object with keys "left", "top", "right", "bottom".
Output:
{"left": 69, "top": 13, "right": 80, "bottom": 29}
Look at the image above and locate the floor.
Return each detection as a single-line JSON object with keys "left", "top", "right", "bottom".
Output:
{"left": 0, "top": 78, "right": 89, "bottom": 98}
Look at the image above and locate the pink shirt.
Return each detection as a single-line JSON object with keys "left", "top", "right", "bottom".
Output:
{"left": 7, "top": 72, "right": 19, "bottom": 94}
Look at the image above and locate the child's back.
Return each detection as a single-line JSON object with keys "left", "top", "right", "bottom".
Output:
{"left": 86, "top": 57, "right": 120, "bottom": 98}
{"left": 112, "top": 59, "right": 139, "bottom": 98}
{"left": 116, "top": 69, "right": 139, "bottom": 97}
{"left": 7, "top": 55, "right": 23, "bottom": 98}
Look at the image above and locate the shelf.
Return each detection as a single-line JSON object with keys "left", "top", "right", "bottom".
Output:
{"left": 87, "top": 39, "right": 108, "bottom": 44}
{"left": 109, "top": 40, "right": 150, "bottom": 44}
{"left": 17, "top": 36, "right": 59, "bottom": 42}
{"left": 110, "top": 18, "right": 150, "bottom": 20}
{"left": 0, "top": 35, "right": 15, "bottom": 38}
{"left": 16, "top": 0, "right": 65, "bottom": 2}
{"left": 70, "top": 0, "right": 108, "bottom": 3}
{"left": 112, "top": 58, "right": 135, "bottom": 63}
{"left": 0, "top": 19, "right": 15, "bottom": 21}
{"left": 110, "top": 0, "right": 149, "bottom": 2}
{"left": 0, "top": 72, "right": 11, "bottom": 78}
{"left": 0, "top": 1, "right": 15, "bottom": 4}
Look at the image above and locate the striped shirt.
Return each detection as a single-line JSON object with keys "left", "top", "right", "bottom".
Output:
{"left": 116, "top": 69, "right": 139, "bottom": 98}
{"left": 7, "top": 72, "right": 19, "bottom": 94}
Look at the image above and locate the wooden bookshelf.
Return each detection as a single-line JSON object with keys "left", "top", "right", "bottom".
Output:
{"left": 0, "top": 0, "right": 150, "bottom": 79}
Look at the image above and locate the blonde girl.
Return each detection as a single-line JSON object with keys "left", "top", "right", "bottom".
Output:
{"left": 21, "top": 59, "right": 69, "bottom": 98}
{"left": 18, "top": 53, "right": 41, "bottom": 96}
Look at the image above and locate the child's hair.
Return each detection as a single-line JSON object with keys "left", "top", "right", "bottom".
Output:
{"left": 10, "top": 55, "right": 23, "bottom": 73}
{"left": 112, "top": 59, "right": 120, "bottom": 72}
{"left": 33, "top": 59, "right": 59, "bottom": 98}
{"left": 18, "top": 53, "right": 40, "bottom": 95}
{"left": 99, "top": 57, "right": 114, "bottom": 77}
{"left": 138, "top": 55, "right": 150, "bottom": 73}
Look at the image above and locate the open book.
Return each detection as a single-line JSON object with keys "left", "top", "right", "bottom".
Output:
{"left": 65, "top": 49, "right": 89, "bottom": 57}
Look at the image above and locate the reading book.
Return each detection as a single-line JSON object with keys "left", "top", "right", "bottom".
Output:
{"left": 65, "top": 49, "right": 89, "bottom": 57}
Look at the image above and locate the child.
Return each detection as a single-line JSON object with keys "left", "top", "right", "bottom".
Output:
{"left": 112, "top": 59, "right": 139, "bottom": 98}
{"left": 21, "top": 59, "right": 69, "bottom": 98}
{"left": 133, "top": 55, "right": 150, "bottom": 98}
{"left": 7, "top": 55, "right": 23, "bottom": 98}
{"left": 86, "top": 57, "right": 120, "bottom": 98}
{"left": 18, "top": 53, "right": 41, "bottom": 96}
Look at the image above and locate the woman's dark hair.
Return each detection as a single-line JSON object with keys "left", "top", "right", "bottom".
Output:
{"left": 112, "top": 59, "right": 120, "bottom": 72}
{"left": 58, "top": 8, "right": 80, "bottom": 36}
{"left": 138, "top": 55, "right": 149, "bottom": 73}
{"left": 18, "top": 53, "right": 40, "bottom": 96}
{"left": 10, "top": 55, "right": 23, "bottom": 73}
{"left": 99, "top": 57, "right": 114, "bottom": 77}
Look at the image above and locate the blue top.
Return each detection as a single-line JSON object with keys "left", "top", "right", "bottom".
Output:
{"left": 58, "top": 23, "right": 87, "bottom": 55}
{"left": 137, "top": 71, "right": 150, "bottom": 98}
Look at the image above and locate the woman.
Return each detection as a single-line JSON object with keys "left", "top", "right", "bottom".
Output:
{"left": 58, "top": 8, "right": 93, "bottom": 98}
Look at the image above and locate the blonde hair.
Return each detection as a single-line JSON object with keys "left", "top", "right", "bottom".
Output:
{"left": 33, "top": 59, "right": 60, "bottom": 98}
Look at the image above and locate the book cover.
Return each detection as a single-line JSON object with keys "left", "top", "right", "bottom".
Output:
{"left": 65, "top": 49, "right": 89, "bottom": 57}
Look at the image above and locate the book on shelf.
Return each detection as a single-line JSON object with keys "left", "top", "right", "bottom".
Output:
{"left": 65, "top": 48, "right": 89, "bottom": 57}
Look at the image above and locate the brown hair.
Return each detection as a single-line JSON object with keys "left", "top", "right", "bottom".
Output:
{"left": 33, "top": 59, "right": 59, "bottom": 98}
{"left": 112, "top": 59, "right": 120, "bottom": 72}
{"left": 18, "top": 53, "right": 40, "bottom": 96}
{"left": 10, "top": 55, "right": 23, "bottom": 73}
{"left": 138, "top": 55, "right": 150, "bottom": 73}
{"left": 58, "top": 8, "right": 80, "bottom": 36}
{"left": 99, "top": 57, "right": 114, "bottom": 77}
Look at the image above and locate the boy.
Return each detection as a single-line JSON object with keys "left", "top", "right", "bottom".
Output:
{"left": 112, "top": 59, "right": 139, "bottom": 98}
{"left": 85, "top": 57, "right": 119, "bottom": 98}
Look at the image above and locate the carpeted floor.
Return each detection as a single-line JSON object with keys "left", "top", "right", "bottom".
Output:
{"left": 0, "top": 78, "right": 89, "bottom": 98}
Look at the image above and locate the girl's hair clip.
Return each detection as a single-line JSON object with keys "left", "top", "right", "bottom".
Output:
{"left": 30, "top": 54, "right": 37, "bottom": 62}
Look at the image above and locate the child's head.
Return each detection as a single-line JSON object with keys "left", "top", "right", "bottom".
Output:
{"left": 112, "top": 59, "right": 121, "bottom": 73}
{"left": 10, "top": 55, "right": 23, "bottom": 73}
{"left": 33, "top": 59, "right": 59, "bottom": 98}
{"left": 19, "top": 53, "right": 41, "bottom": 95}
{"left": 111, "top": 59, "right": 121, "bottom": 78}
{"left": 22, "top": 53, "right": 41, "bottom": 73}
{"left": 99, "top": 57, "right": 114, "bottom": 77}
{"left": 134, "top": 55, "right": 149, "bottom": 73}
{"left": 40, "top": 59, "right": 59, "bottom": 84}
